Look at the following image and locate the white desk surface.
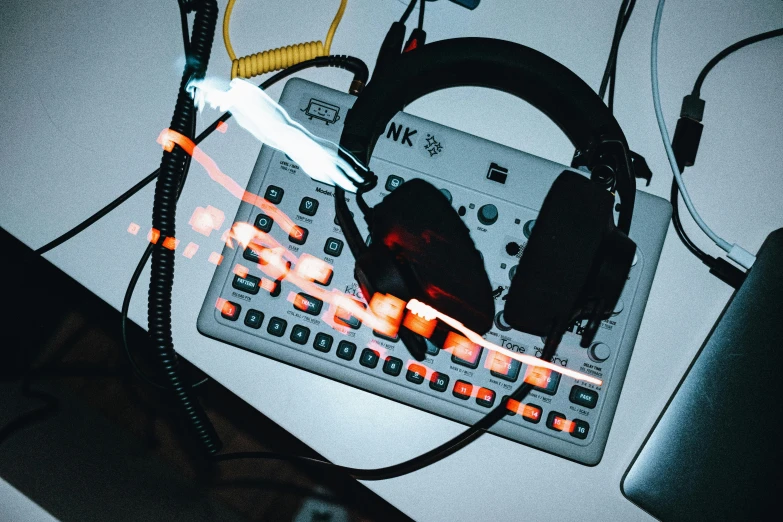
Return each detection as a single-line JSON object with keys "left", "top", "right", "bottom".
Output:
{"left": 0, "top": 477, "right": 58, "bottom": 522}
{"left": 2, "top": 0, "right": 782, "bottom": 520}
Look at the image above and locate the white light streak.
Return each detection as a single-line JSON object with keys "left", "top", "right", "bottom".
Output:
{"left": 188, "top": 78, "right": 363, "bottom": 192}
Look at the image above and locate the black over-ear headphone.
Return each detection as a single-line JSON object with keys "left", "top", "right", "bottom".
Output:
{"left": 335, "top": 38, "right": 638, "bottom": 361}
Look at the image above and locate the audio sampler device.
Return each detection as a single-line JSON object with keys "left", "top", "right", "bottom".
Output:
{"left": 198, "top": 79, "right": 670, "bottom": 465}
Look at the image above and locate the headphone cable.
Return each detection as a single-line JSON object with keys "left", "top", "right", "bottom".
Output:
{"left": 212, "top": 329, "right": 564, "bottom": 481}
{"left": 669, "top": 26, "right": 782, "bottom": 285}
{"left": 651, "top": 0, "right": 755, "bottom": 270}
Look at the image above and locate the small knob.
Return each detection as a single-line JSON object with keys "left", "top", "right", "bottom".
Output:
{"left": 439, "top": 188, "right": 453, "bottom": 204}
{"left": 477, "top": 204, "right": 498, "bottom": 225}
{"left": 523, "top": 219, "right": 536, "bottom": 238}
{"left": 494, "top": 311, "right": 512, "bottom": 331}
{"left": 588, "top": 342, "right": 611, "bottom": 363}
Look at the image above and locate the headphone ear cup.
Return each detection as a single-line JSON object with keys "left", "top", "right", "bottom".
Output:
{"left": 504, "top": 171, "right": 620, "bottom": 336}
{"left": 362, "top": 178, "right": 495, "bottom": 335}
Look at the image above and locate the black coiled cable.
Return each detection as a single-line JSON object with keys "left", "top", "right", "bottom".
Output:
{"left": 148, "top": 0, "right": 221, "bottom": 455}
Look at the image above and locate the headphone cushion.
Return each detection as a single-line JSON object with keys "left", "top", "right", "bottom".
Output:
{"left": 366, "top": 178, "right": 495, "bottom": 335}
{"left": 504, "top": 171, "right": 615, "bottom": 335}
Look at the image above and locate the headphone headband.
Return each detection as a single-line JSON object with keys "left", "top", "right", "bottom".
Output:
{"left": 340, "top": 37, "right": 636, "bottom": 231}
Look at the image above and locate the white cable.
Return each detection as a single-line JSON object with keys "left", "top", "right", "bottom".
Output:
{"left": 651, "top": 0, "right": 755, "bottom": 269}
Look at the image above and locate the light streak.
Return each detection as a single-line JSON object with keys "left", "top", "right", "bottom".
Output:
{"left": 406, "top": 299, "right": 603, "bottom": 386}
{"left": 189, "top": 206, "right": 225, "bottom": 237}
{"left": 182, "top": 242, "right": 199, "bottom": 259}
{"left": 157, "top": 129, "right": 300, "bottom": 238}
{"left": 162, "top": 237, "right": 179, "bottom": 250}
{"left": 157, "top": 129, "right": 602, "bottom": 387}
{"left": 295, "top": 254, "right": 333, "bottom": 285}
{"left": 187, "top": 77, "right": 364, "bottom": 191}
{"left": 233, "top": 264, "right": 249, "bottom": 278}
{"left": 147, "top": 228, "right": 160, "bottom": 244}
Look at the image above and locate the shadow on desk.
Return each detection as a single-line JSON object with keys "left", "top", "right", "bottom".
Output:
{"left": 0, "top": 227, "right": 411, "bottom": 522}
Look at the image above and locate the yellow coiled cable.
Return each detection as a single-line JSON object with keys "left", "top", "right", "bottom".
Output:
{"left": 223, "top": 0, "right": 348, "bottom": 80}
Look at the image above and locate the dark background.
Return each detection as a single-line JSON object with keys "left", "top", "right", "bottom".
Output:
{"left": 0, "top": 227, "right": 410, "bottom": 521}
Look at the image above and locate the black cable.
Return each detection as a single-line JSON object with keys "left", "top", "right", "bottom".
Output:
{"left": 34, "top": 0, "right": 196, "bottom": 258}
{"left": 177, "top": 0, "right": 192, "bottom": 53}
{"left": 599, "top": 0, "right": 636, "bottom": 112}
{"left": 418, "top": 0, "right": 426, "bottom": 31}
{"left": 692, "top": 27, "right": 783, "bottom": 97}
{"left": 399, "top": 0, "right": 417, "bottom": 24}
{"left": 33, "top": 56, "right": 368, "bottom": 257}
{"left": 147, "top": 0, "right": 220, "bottom": 456}
{"left": 119, "top": 57, "right": 368, "bottom": 391}
{"left": 670, "top": 177, "right": 712, "bottom": 264}
{"left": 213, "top": 329, "right": 563, "bottom": 481}
{"left": 33, "top": 170, "right": 161, "bottom": 255}
{"left": 668, "top": 28, "right": 782, "bottom": 282}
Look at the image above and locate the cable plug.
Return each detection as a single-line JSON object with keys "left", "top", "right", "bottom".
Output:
{"left": 708, "top": 257, "right": 747, "bottom": 289}
{"left": 403, "top": 28, "right": 426, "bottom": 52}
{"left": 671, "top": 94, "right": 705, "bottom": 171}
{"left": 373, "top": 21, "right": 406, "bottom": 78}
{"left": 728, "top": 243, "right": 756, "bottom": 270}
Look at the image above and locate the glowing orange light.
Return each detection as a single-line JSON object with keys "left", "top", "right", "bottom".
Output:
{"left": 158, "top": 128, "right": 601, "bottom": 387}
{"left": 295, "top": 254, "right": 333, "bottom": 285}
{"left": 208, "top": 252, "right": 223, "bottom": 265}
{"left": 157, "top": 129, "right": 298, "bottom": 238}
{"left": 217, "top": 121, "right": 228, "bottom": 133}
{"left": 550, "top": 415, "right": 574, "bottom": 433}
{"left": 291, "top": 292, "right": 322, "bottom": 314}
{"left": 333, "top": 295, "right": 363, "bottom": 328}
{"left": 254, "top": 246, "right": 291, "bottom": 280}
{"left": 443, "top": 332, "right": 481, "bottom": 365}
{"left": 521, "top": 404, "right": 541, "bottom": 422}
{"left": 524, "top": 367, "right": 551, "bottom": 388}
{"left": 402, "top": 310, "right": 437, "bottom": 338}
{"left": 260, "top": 278, "right": 277, "bottom": 293}
{"left": 183, "top": 242, "right": 199, "bottom": 258}
{"left": 370, "top": 293, "right": 405, "bottom": 323}
{"left": 405, "top": 299, "right": 603, "bottom": 386}
{"left": 128, "top": 222, "right": 140, "bottom": 235}
{"left": 487, "top": 352, "right": 513, "bottom": 375}
{"left": 477, "top": 387, "right": 495, "bottom": 403}
{"left": 162, "top": 237, "right": 179, "bottom": 250}
{"left": 506, "top": 398, "right": 521, "bottom": 415}
{"left": 189, "top": 206, "right": 225, "bottom": 237}
{"left": 369, "top": 293, "right": 405, "bottom": 338}
{"left": 408, "top": 363, "right": 427, "bottom": 380}
{"left": 454, "top": 380, "right": 473, "bottom": 398}
{"left": 147, "top": 228, "right": 160, "bottom": 244}
{"left": 407, "top": 300, "right": 437, "bottom": 321}
{"left": 216, "top": 298, "right": 237, "bottom": 317}
{"left": 233, "top": 264, "right": 249, "bottom": 278}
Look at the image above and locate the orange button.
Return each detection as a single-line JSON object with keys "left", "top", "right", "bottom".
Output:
{"left": 445, "top": 332, "right": 482, "bottom": 367}
{"left": 402, "top": 311, "right": 437, "bottom": 338}
{"left": 476, "top": 387, "right": 495, "bottom": 407}
{"left": 489, "top": 353, "right": 513, "bottom": 375}
{"left": 524, "top": 366, "right": 551, "bottom": 388}
{"left": 521, "top": 404, "right": 542, "bottom": 423}
{"left": 408, "top": 363, "right": 426, "bottom": 379}
{"left": 453, "top": 380, "right": 473, "bottom": 399}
